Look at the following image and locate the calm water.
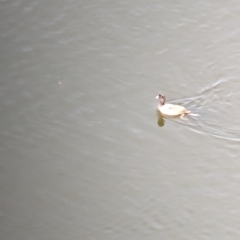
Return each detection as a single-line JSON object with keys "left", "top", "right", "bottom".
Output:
{"left": 1, "top": 0, "right": 240, "bottom": 239}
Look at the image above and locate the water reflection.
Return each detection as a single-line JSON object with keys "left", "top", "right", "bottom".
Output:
{"left": 157, "top": 111, "right": 165, "bottom": 127}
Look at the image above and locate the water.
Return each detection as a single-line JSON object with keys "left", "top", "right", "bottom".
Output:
{"left": 1, "top": 0, "right": 240, "bottom": 239}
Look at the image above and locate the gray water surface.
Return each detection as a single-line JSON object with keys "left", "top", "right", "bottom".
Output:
{"left": 1, "top": 1, "right": 240, "bottom": 240}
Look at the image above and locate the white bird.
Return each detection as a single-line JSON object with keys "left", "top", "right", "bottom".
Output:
{"left": 155, "top": 94, "right": 191, "bottom": 117}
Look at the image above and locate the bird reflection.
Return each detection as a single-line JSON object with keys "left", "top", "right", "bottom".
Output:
{"left": 156, "top": 111, "right": 165, "bottom": 127}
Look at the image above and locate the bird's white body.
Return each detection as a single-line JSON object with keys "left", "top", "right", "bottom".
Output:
{"left": 158, "top": 103, "right": 188, "bottom": 117}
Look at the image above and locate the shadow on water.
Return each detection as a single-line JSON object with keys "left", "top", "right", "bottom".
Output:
{"left": 156, "top": 78, "right": 240, "bottom": 142}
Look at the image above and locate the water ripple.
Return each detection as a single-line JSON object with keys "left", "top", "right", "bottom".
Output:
{"left": 158, "top": 78, "right": 240, "bottom": 142}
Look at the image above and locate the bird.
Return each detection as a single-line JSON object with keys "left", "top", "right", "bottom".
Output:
{"left": 155, "top": 94, "right": 191, "bottom": 117}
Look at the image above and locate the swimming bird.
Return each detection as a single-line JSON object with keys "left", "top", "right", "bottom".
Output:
{"left": 155, "top": 94, "right": 191, "bottom": 117}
